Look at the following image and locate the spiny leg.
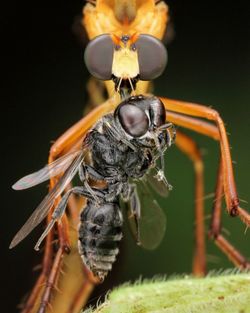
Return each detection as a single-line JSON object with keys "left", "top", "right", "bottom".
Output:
{"left": 165, "top": 109, "right": 250, "bottom": 269}
{"left": 162, "top": 97, "right": 250, "bottom": 221}
{"left": 20, "top": 223, "right": 54, "bottom": 313}
{"left": 162, "top": 99, "right": 250, "bottom": 227}
{"left": 208, "top": 158, "right": 250, "bottom": 269}
{"left": 38, "top": 247, "right": 64, "bottom": 313}
{"left": 49, "top": 97, "right": 118, "bottom": 158}
{"left": 175, "top": 131, "right": 206, "bottom": 276}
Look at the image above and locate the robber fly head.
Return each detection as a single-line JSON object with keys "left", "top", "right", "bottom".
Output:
{"left": 84, "top": 33, "right": 168, "bottom": 98}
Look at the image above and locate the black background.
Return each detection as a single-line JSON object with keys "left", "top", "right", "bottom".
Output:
{"left": 2, "top": 1, "right": 250, "bottom": 312}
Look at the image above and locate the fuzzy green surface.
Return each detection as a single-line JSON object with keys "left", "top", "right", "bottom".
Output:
{"left": 88, "top": 273, "right": 250, "bottom": 313}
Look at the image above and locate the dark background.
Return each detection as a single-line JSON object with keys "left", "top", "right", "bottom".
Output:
{"left": 2, "top": 0, "right": 250, "bottom": 312}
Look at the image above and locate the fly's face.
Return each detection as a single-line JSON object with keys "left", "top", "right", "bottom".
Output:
{"left": 111, "top": 34, "right": 140, "bottom": 97}
{"left": 112, "top": 34, "right": 140, "bottom": 80}
{"left": 84, "top": 33, "right": 168, "bottom": 98}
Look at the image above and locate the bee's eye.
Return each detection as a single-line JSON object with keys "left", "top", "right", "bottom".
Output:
{"left": 136, "top": 34, "right": 167, "bottom": 81}
{"left": 84, "top": 34, "right": 114, "bottom": 80}
{"left": 117, "top": 104, "right": 149, "bottom": 137}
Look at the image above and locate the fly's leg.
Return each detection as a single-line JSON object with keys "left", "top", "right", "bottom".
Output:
{"left": 49, "top": 98, "right": 118, "bottom": 159}
{"left": 20, "top": 224, "right": 54, "bottom": 313}
{"left": 22, "top": 99, "right": 117, "bottom": 313}
{"left": 164, "top": 108, "right": 250, "bottom": 268}
{"left": 175, "top": 131, "right": 206, "bottom": 276}
{"left": 161, "top": 97, "right": 250, "bottom": 223}
{"left": 208, "top": 159, "right": 250, "bottom": 269}
{"left": 38, "top": 247, "right": 64, "bottom": 313}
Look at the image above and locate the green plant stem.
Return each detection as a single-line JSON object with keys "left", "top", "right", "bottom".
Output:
{"left": 87, "top": 272, "right": 250, "bottom": 313}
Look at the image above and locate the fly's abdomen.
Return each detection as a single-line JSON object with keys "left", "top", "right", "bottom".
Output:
{"left": 78, "top": 200, "right": 123, "bottom": 281}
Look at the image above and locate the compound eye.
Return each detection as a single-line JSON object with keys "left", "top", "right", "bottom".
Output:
{"left": 84, "top": 34, "right": 113, "bottom": 80}
{"left": 149, "top": 98, "right": 166, "bottom": 127}
{"left": 118, "top": 104, "right": 149, "bottom": 137}
{"left": 136, "top": 34, "right": 167, "bottom": 81}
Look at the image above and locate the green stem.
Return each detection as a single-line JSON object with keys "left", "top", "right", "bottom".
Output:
{"left": 86, "top": 272, "right": 250, "bottom": 313}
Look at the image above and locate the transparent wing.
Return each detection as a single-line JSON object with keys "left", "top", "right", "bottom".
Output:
{"left": 126, "top": 178, "right": 167, "bottom": 250}
{"left": 9, "top": 151, "right": 84, "bottom": 249}
{"left": 145, "top": 166, "right": 171, "bottom": 197}
{"left": 12, "top": 150, "right": 81, "bottom": 190}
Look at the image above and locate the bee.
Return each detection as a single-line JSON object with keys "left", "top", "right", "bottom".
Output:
{"left": 10, "top": 95, "right": 175, "bottom": 282}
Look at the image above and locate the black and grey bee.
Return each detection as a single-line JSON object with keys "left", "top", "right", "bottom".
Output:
{"left": 10, "top": 95, "right": 175, "bottom": 281}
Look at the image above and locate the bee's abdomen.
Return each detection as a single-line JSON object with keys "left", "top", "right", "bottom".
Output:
{"left": 78, "top": 200, "right": 123, "bottom": 281}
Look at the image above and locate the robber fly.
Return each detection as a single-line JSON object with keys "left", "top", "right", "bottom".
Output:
{"left": 10, "top": 95, "right": 175, "bottom": 281}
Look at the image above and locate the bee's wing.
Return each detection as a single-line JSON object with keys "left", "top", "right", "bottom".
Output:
{"left": 144, "top": 166, "right": 171, "bottom": 197}
{"left": 9, "top": 151, "right": 84, "bottom": 249}
{"left": 12, "top": 150, "right": 82, "bottom": 190}
{"left": 126, "top": 178, "right": 167, "bottom": 250}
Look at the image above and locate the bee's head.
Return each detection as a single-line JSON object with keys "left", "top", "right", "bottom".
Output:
{"left": 114, "top": 95, "right": 174, "bottom": 179}
{"left": 84, "top": 34, "right": 167, "bottom": 99}
{"left": 114, "top": 95, "right": 166, "bottom": 139}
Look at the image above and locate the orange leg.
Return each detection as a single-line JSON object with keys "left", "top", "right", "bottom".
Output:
{"left": 49, "top": 97, "right": 118, "bottom": 157}
{"left": 161, "top": 97, "right": 247, "bottom": 218}
{"left": 21, "top": 226, "right": 53, "bottom": 313}
{"left": 22, "top": 98, "right": 117, "bottom": 313}
{"left": 165, "top": 108, "right": 250, "bottom": 268}
{"left": 208, "top": 159, "right": 250, "bottom": 269}
{"left": 175, "top": 131, "right": 206, "bottom": 276}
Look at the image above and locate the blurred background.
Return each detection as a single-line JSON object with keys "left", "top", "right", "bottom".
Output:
{"left": 2, "top": 0, "right": 250, "bottom": 312}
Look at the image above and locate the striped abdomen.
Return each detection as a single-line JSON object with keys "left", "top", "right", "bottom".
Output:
{"left": 78, "top": 200, "right": 123, "bottom": 281}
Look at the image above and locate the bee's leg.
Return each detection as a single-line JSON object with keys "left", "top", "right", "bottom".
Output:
{"left": 84, "top": 164, "right": 106, "bottom": 180}
{"left": 79, "top": 164, "right": 106, "bottom": 204}
{"left": 175, "top": 131, "right": 206, "bottom": 276}
{"left": 34, "top": 187, "right": 105, "bottom": 252}
{"left": 163, "top": 109, "right": 250, "bottom": 268}
{"left": 161, "top": 97, "right": 250, "bottom": 224}
{"left": 208, "top": 158, "right": 250, "bottom": 269}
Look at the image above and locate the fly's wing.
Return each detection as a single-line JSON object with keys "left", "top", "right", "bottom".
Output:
{"left": 145, "top": 166, "right": 171, "bottom": 197}
{"left": 9, "top": 151, "right": 84, "bottom": 249}
{"left": 12, "top": 150, "right": 81, "bottom": 190}
{"left": 126, "top": 178, "right": 167, "bottom": 250}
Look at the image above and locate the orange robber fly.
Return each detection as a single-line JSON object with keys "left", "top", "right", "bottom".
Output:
{"left": 10, "top": 1, "right": 250, "bottom": 313}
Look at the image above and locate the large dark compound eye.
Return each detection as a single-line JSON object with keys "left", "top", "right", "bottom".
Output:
{"left": 149, "top": 98, "right": 166, "bottom": 128}
{"left": 84, "top": 34, "right": 114, "bottom": 80}
{"left": 117, "top": 104, "right": 149, "bottom": 137}
{"left": 136, "top": 34, "right": 167, "bottom": 80}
